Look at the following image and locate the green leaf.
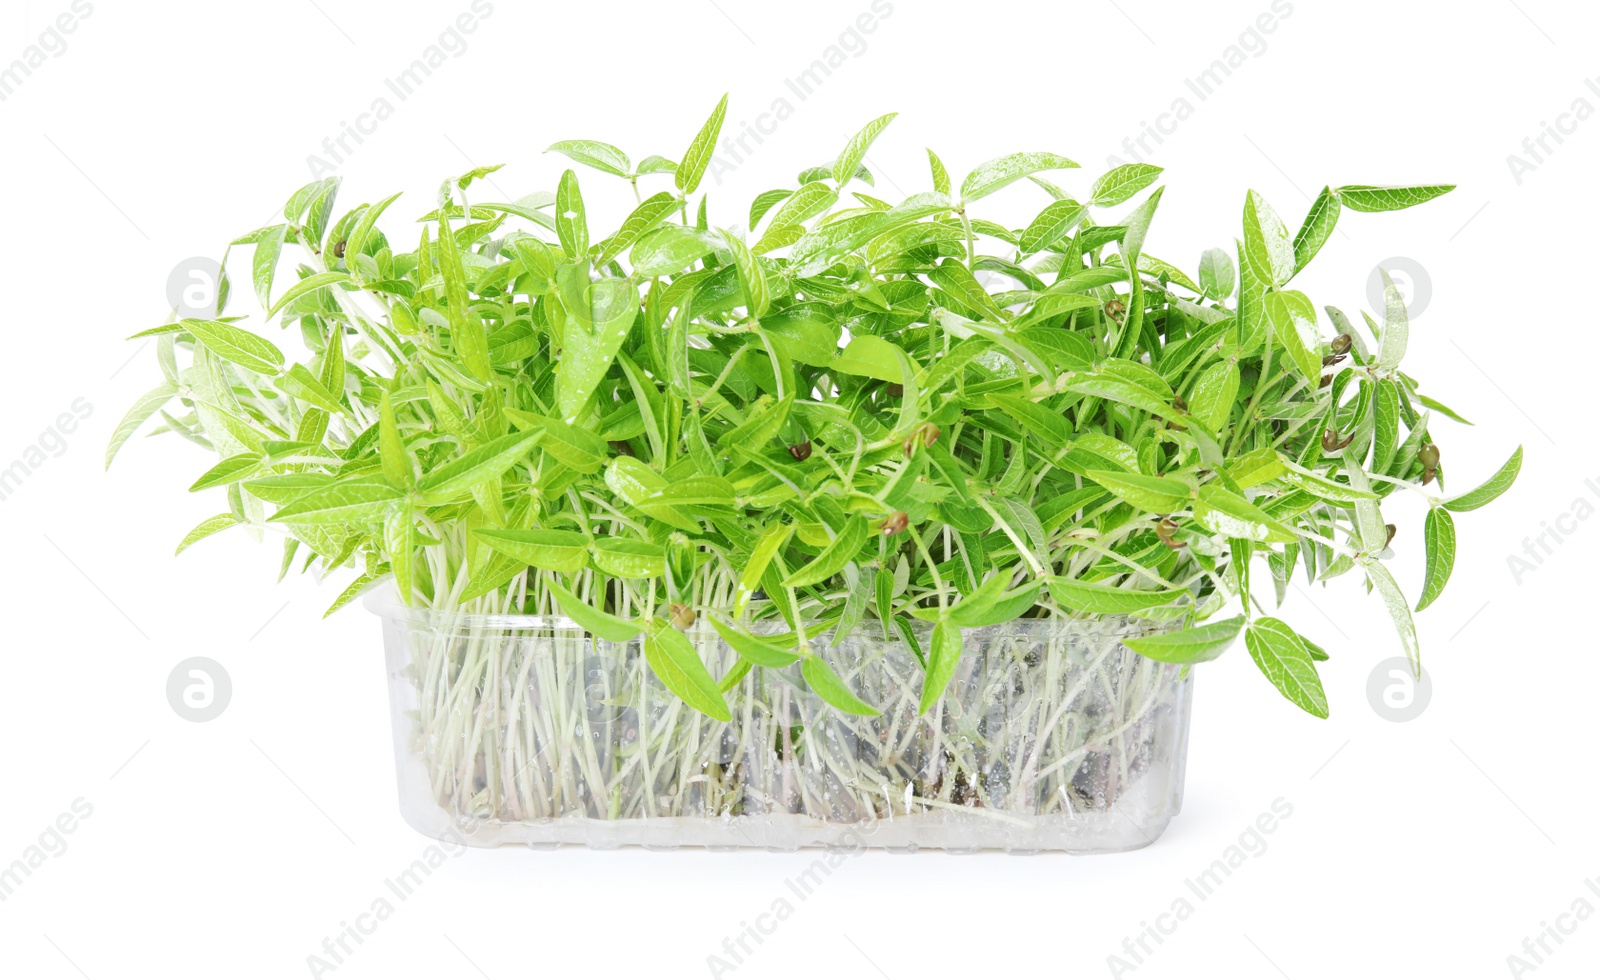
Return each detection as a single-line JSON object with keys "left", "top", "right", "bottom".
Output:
{"left": 436, "top": 213, "right": 490, "bottom": 381}
{"left": 189, "top": 452, "right": 262, "bottom": 492}
{"left": 1048, "top": 578, "right": 1188, "bottom": 614}
{"left": 547, "top": 580, "right": 643, "bottom": 640}
{"left": 927, "top": 148, "right": 951, "bottom": 196}
{"left": 1188, "top": 360, "right": 1239, "bottom": 434}
{"left": 1244, "top": 617, "right": 1328, "bottom": 717}
{"left": 251, "top": 224, "right": 288, "bottom": 309}
{"left": 241, "top": 473, "right": 332, "bottom": 504}
{"left": 711, "top": 617, "right": 800, "bottom": 668}
{"left": 1195, "top": 483, "right": 1297, "bottom": 543}
{"left": 833, "top": 112, "right": 897, "bottom": 188}
{"left": 509, "top": 411, "right": 607, "bottom": 473}
{"left": 512, "top": 237, "right": 558, "bottom": 294}
{"left": 783, "top": 516, "right": 868, "bottom": 588}
{"left": 919, "top": 619, "right": 963, "bottom": 714}
{"left": 802, "top": 655, "right": 879, "bottom": 716}
{"left": 475, "top": 528, "right": 590, "bottom": 575}
{"left": 265, "top": 271, "right": 350, "bottom": 319}
{"left": 269, "top": 479, "right": 403, "bottom": 525}
{"left": 1065, "top": 374, "right": 1184, "bottom": 423}
{"left": 593, "top": 539, "right": 667, "bottom": 578}
{"left": 943, "top": 572, "right": 1010, "bottom": 626}
{"left": 644, "top": 475, "right": 737, "bottom": 509}
{"left": 766, "top": 181, "right": 838, "bottom": 229}
{"left": 1018, "top": 199, "right": 1087, "bottom": 254}
{"left": 1125, "top": 616, "right": 1246, "bottom": 664}
{"left": 378, "top": 389, "right": 411, "bottom": 488}
{"left": 1242, "top": 190, "right": 1294, "bottom": 287}
{"left": 557, "top": 278, "right": 639, "bottom": 421}
{"left": 788, "top": 193, "right": 951, "bottom": 277}
{"left": 416, "top": 427, "right": 543, "bottom": 502}
{"left": 545, "top": 140, "right": 631, "bottom": 178}
{"left": 1136, "top": 253, "right": 1201, "bottom": 294}
{"left": 1417, "top": 507, "right": 1456, "bottom": 612}
{"left": 454, "top": 164, "right": 504, "bottom": 191}
{"left": 740, "top": 523, "right": 793, "bottom": 596}
{"left": 1363, "top": 559, "right": 1420, "bottom": 673}
{"left": 325, "top": 568, "right": 387, "bottom": 618}
{"left": 763, "top": 308, "right": 843, "bottom": 366}
{"left": 992, "top": 393, "right": 1074, "bottom": 447}
{"left": 175, "top": 513, "right": 241, "bottom": 555}
{"left": 631, "top": 224, "right": 716, "bottom": 278}
{"left": 385, "top": 511, "right": 416, "bottom": 604}
{"left": 273, "top": 363, "right": 344, "bottom": 414}
{"left": 555, "top": 169, "right": 589, "bottom": 260}
{"left": 749, "top": 188, "right": 792, "bottom": 229}
{"left": 604, "top": 455, "right": 666, "bottom": 505}
{"left": 644, "top": 621, "right": 732, "bottom": 721}
{"left": 1342, "top": 450, "right": 1388, "bottom": 552}
{"left": 947, "top": 573, "right": 1036, "bottom": 627}
{"left": 1278, "top": 459, "right": 1378, "bottom": 503}
{"left": 1087, "top": 470, "right": 1192, "bottom": 513}
{"left": 105, "top": 383, "right": 178, "bottom": 468}
{"left": 345, "top": 191, "right": 403, "bottom": 261}
{"left": 1236, "top": 237, "right": 1269, "bottom": 350}
{"left": 1227, "top": 447, "right": 1288, "bottom": 488}
{"left": 596, "top": 191, "right": 678, "bottom": 266}
{"left": 1120, "top": 186, "right": 1164, "bottom": 267}
{"left": 1197, "top": 247, "right": 1235, "bottom": 301}
{"left": 717, "top": 391, "right": 793, "bottom": 455}
{"left": 1292, "top": 186, "right": 1340, "bottom": 273}
{"left": 1335, "top": 184, "right": 1455, "bottom": 212}
{"left": 1372, "top": 379, "right": 1400, "bottom": 473}
{"left": 637, "top": 155, "right": 677, "bottom": 175}
{"left": 928, "top": 258, "right": 1006, "bottom": 322}
{"left": 720, "top": 229, "right": 770, "bottom": 318}
{"left": 1091, "top": 163, "right": 1163, "bottom": 207}
{"left": 960, "top": 151, "right": 1079, "bottom": 204}
{"left": 1265, "top": 289, "right": 1323, "bottom": 385}
{"left": 675, "top": 93, "right": 729, "bottom": 196}
{"left": 1442, "top": 446, "right": 1522, "bottom": 512}
{"left": 182, "top": 318, "right": 285, "bottom": 376}
{"left": 1374, "top": 267, "right": 1409, "bottom": 371}
{"left": 832, "top": 335, "right": 908, "bottom": 383}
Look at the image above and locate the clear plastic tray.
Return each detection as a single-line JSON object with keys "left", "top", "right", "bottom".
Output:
{"left": 369, "top": 596, "right": 1194, "bottom": 854}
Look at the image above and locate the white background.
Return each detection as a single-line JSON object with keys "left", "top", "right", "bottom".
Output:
{"left": 1, "top": 0, "right": 1594, "bottom": 977}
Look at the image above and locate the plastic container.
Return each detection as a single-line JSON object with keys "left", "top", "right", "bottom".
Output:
{"left": 368, "top": 595, "right": 1195, "bottom": 854}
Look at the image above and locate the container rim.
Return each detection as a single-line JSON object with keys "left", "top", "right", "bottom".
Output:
{"left": 363, "top": 588, "right": 1181, "bottom": 640}
{"left": 363, "top": 590, "right": 592, "bottom": 632}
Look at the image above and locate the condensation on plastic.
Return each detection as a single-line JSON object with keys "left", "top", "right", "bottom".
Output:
{"left": 368, "top": 595, "right": 1194, "bottom": 854}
